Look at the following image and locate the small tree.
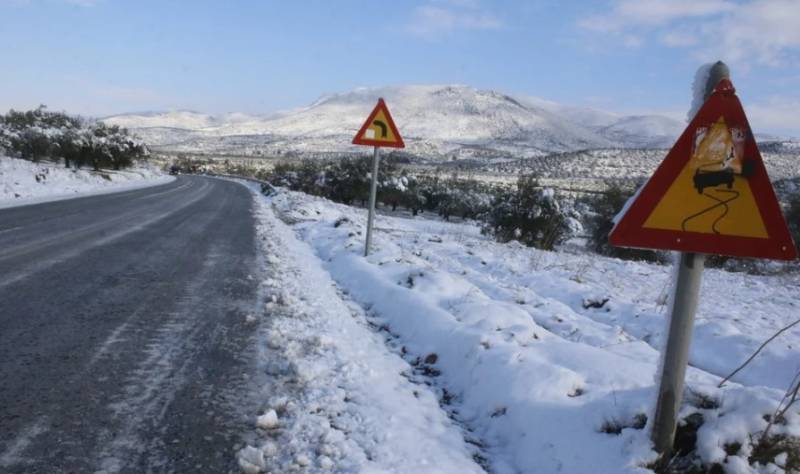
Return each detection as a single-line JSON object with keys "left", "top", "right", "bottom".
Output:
{"left": 437, "top": 177, "right": 492, "bottom": 221}
{"left": 296, "top": 159, "right": 326, "bottom": 195}
{"left": 0, "top": 127, "right": 10, "bottom": 153}
{"left": 76, "top": 123, "right": 147, "bottom": 171}
{"left": 584, "top": 184, "right": 667, "bottom": 263}
{"left": 483, "top": 174, "right": 570, "bottom": 250}
{"left": 14, "top": 128, "right": 52, "bottom": 162}
{"left": 399, "top": 176, "right": 427, "bottom": 215}
{"left": 416, "top": 175, "right": 447, "bottom": 213}
{"left": 54, "top": 128, "right": 83, "bottom": 169}
{"left": 266, "top": 162, "right": 299, "bottom": 188}
{"left": 108, "top": 130, "right": 146, "bottom": 170}
{"left": 380, "top": 174, "right": 409, "bottom": 211}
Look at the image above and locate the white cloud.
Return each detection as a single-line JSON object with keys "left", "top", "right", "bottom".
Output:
{"left": 579, "top": 0, "right": 734, "bottom": 32}
{"left": 615, "top": 0, "right": 734, "bottom": 23}
{"left": 579, "top": 0, "right": 800, "bottom": 67}
{"left": 709, "top": 0, "right": 800, "bottom": 65}
{"left": 405, "top": 1, "right": 502, "bottom": 38}
{"left": 746, "top": 96, "right": 800, "bottom": 136}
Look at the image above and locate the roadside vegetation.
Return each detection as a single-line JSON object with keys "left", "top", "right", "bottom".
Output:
{"left": 168, "top": 155, "right": 800, "bottom": 274}
{"left": 261, "top": 157, "right": 577, "bottom": 252}
{"left": 580, "top": 184, "right": 668, "bottom": 264}
{"left": 0, "top": 105, "right": 149, "bottom": 170}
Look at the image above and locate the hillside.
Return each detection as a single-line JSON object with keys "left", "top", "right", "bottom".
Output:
{"left": 596, "top": 115, "right": 684, "bottom": 149}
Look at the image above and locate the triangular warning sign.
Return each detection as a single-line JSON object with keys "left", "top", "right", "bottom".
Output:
{"left": 610, "top": 79, "right": 797, "bottom": 260}
{"left": 352, "top": 98, "right": 405, "bottom": 148}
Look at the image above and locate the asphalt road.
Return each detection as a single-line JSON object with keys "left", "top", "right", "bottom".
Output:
{"left": 0, "top": 176, "right": 264, "bottom": 473}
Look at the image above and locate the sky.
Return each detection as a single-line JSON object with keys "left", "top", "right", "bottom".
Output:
{"left": 1, "top": 0, "right": 799, "bottom": 137}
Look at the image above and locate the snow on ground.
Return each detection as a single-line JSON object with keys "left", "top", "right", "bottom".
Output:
{"left": 0, "top": 156, "right": 172, "bottom": 208}
{"left": 239, "top": 189, "right": 483, "bottom": 473}
{"left": 247, "top": 186, "right": 800, "bottom": 473}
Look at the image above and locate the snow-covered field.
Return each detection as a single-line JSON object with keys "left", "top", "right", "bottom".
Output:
{"left": 243, "top": 186, "right": 800, "bottom": 473}
{"left": 475, "top": 149, "right": 800, "bottom": 183}
{"left": 0, "top": 156, "right": 172, "bottom": 208}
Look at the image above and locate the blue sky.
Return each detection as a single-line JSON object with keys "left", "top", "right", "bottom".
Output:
{"left": 1, "top": 0, "right": 798, "bottom": 136}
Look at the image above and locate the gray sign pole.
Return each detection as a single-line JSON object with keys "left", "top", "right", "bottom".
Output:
{"left": 651, "top": 61, "right": 730, "bottom": 457}
{"left": 365, "top": 146, "right": 380, "bottom": 257}
{"left": 651, "top": 251, "right": 706, "bottom": 455}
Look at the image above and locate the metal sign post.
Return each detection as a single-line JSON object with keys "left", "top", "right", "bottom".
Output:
{"left": 365, "top": 146, "right": 379, "bottom": 256}
{"left": 651, "top": 251, "right": 705, "bottom": 454}
{"left": 651, "top": 61, "right": 729, "bottom": 457}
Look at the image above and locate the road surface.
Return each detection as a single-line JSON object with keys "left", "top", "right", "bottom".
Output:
{"left": 0, "top": 176, "right": 264, "bottom": 473}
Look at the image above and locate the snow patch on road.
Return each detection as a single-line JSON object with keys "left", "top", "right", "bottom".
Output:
{"left": 0, "top": 417, "right": 49, "bottom": 469}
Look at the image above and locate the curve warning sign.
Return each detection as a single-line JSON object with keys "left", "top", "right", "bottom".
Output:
{"left": 609, "top": 79, "right": 797, "bottom": 260}
{"left": 352, "top": 98, "right": 405, "bottom": 148}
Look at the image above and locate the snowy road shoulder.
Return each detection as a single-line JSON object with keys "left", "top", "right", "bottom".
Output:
{"left": 254, "top": 188, "right": 800, "bottom": 473}
{"left": 0, "top": 156, "right": 173, "bottom": 209}
{"left": 239, "top": 191, "right": 483, "bottom": 473}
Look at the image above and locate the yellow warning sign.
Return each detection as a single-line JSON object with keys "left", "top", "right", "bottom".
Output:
{"left": 643, "top": 116, "right": 767, "bottom": 238}
{"left": 363, "top": 109, "right": 398, "bottom": 143}
{"left": 352, "top": 98, "right": 405, "bottom": 148}
{"left": 609, "top": 78, "right": 796, "bottom": 260}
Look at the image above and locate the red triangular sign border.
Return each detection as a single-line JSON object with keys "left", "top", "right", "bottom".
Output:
{"left": 352, "top": 98, "right": 405, "bottom": 148}
{"left": 609, "top": 79, "right": 797, "bottom": 261}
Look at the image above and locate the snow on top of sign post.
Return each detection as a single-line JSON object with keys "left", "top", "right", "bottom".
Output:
{"left": 687, "top": 63, "right": 714, "bottom": 122}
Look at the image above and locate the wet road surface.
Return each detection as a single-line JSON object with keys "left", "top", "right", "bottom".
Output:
{"left": 0, "top": 176, "right": 264, "bottom": 473}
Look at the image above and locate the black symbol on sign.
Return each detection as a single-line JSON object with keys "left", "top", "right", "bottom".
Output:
{"left": 693, "top": 169, "right": 734, "bottom": 194}
{"left": 692, "top": 160, "right": 755, "bottom": 194}
{"left": 372, "top": 120, "right": 388, "bottom": 138}
{"left": 682, "top": 189, "right": 740, "bottom": 234}
{"left": 683, "top": 159, "right": 758, "bottom": 234}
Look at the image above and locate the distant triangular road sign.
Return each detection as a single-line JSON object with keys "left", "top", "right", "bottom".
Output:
{"left": 610, "top": 79, "right": 797, "bottom": 260}
{"left": 353, "top": 98, "right": 405, "bottom": 148}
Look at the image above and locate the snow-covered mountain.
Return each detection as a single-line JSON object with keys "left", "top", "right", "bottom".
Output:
{"left": 520, "top": 98, "right": 686, "bottom": 148}
{"left": 103, "top": 85, "right": 690, "bottom": 159}
{"left": 518, "top": 96, "right": 622, "bottom": 130}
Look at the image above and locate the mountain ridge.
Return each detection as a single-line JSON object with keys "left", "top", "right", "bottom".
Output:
{"left": 101, "top": 84, "right": 788, "bottom": 159}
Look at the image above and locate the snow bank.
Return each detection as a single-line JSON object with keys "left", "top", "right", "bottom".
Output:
{"left": 0, "top": 156, "right": 172, "bottom": 208}
{"left": 241, "top": 191, "right": 483, "bottom": 473}
{"left": 263, "top": 188, "right": 800, "bottom": 473}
